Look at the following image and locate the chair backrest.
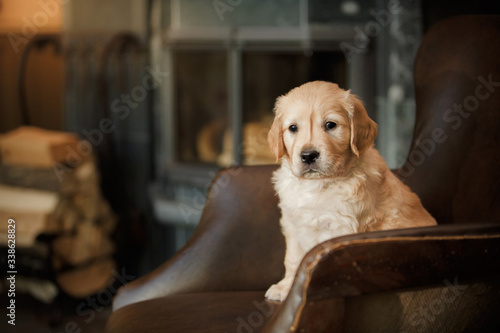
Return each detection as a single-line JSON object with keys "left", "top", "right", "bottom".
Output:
{"left": 396, "top": 15, "right": 500, "bottom": 224}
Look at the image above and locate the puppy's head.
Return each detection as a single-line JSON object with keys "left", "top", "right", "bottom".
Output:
{"left": 268, "top": 81, "right": 377, "bottom": 179}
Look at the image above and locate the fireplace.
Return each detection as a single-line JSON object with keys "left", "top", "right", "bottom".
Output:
{"left": 150, "top": 0, "right": 376, "bottom": 246}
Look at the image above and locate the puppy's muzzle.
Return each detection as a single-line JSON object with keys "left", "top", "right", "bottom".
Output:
{"left": 301, "top": 150, "right": 320, "bottom": 165}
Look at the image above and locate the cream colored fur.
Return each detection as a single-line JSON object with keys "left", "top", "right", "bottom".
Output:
{"left": 265, "top": 81, "right": 436, "bottom": 301}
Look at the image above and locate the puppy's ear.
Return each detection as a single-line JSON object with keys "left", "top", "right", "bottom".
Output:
{"left": 268, "top": 97, "right": 286, "bottom": 161}
{"left": 348, "top": 95, "right": 378, "bottom": 157}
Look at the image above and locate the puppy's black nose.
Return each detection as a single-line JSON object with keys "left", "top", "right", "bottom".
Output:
{"left": 301, "top": 150, "right": 320, "bottom": 165}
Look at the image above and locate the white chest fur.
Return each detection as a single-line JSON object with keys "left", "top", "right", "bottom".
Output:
{"left": 273, "top": 161, "right": 378, "bottom": 253}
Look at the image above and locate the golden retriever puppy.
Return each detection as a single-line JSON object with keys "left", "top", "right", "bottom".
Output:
{"left": 265, "top": 81, "right": 436, "bottom": 301}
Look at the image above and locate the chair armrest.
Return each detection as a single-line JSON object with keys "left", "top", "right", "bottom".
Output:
{"left": 112, "top": 165, "right": 285, "bottom": 311}
{"left": 265, "top": 222, "right": 500, "bottom": 332}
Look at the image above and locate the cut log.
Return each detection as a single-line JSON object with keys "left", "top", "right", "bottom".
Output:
{"left": 96, "top": 208, "right": 118, "bottom": 235}
{"left": 56, "top": 258, "right": 116, "bottom": 298}
{"left": 0, "top": 126, "right": 80, "bottom": 168}
{"left": 0, "top": 127, "right": 118, "bottom": 300}
{"left": 52, "top": 222, "right": 115, "bottom": 266}
{"left": 0, "top": 184, "right": 86, "bottom": 247}
{"left": 73, "top": 193, "right": 101, "bottom": 219}
{"left": 0, "top": 163, "right": 78, "bottom": 193}
{"left": 0, "top": 185, "right": 61, "bottom": 246}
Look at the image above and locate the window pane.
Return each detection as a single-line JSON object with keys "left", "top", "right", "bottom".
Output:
{"left": 174, "top": 51, "right": 228, "bottom": 165}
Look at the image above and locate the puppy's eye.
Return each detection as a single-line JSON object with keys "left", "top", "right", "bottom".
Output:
{"left": 289, "top": 125, "right": 298, "bottom": 133}
{"left": 325, "top": 122, "right": 337, "bottom": 130}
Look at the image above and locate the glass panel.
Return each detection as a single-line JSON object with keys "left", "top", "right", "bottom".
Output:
{"left": 176, "top": 0, "right": 301, "bottom": 27}
{"left": 309, "top": 0, "right": 374, "bottom": 23}
{"left": 174, "top": 50, "right": 228, "bottom": 165}
{"left": 241, "top": 51, "right": 346, "bottom": 165}
{"left": 173, "top": 49, "right": 346, "bottom": 167}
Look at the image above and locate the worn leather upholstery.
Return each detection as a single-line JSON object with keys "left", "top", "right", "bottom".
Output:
{"left": 398, "top": 15, "right": 500, "bottom": 225}
{"left": 110, "top": 165, "right": 285, "bottom": 311}
{"left": 106, "top": 15, "right": 500, "bottom": 333}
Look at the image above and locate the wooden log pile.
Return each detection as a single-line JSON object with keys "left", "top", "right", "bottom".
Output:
{"left": 0, "top": 126, "right": 117, "bottom": 300}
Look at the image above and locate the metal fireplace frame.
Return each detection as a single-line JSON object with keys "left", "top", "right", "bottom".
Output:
{"left": 149, "top": 0, "right": 376, "bottom": 244}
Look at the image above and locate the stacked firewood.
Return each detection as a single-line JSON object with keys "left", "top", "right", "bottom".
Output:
{"left": 0, "top": 126, "right": 117, "bottom": 300}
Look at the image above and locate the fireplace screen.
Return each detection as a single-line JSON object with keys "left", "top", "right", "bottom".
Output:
{"left": 173, "top": 49, "right": 346, "bottom": 167}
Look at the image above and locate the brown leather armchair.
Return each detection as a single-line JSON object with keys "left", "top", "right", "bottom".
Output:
{"left": 106, "top": 15, "right": 500, "bottom": 332}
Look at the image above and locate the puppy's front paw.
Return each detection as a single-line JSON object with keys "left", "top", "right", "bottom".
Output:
{"left": 265, "top": 279, "right": 293, "bottom": 301}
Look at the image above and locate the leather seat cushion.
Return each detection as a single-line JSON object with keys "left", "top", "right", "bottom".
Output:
{"left": 106, "top": 291, "right": 280, "bottom": 333}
